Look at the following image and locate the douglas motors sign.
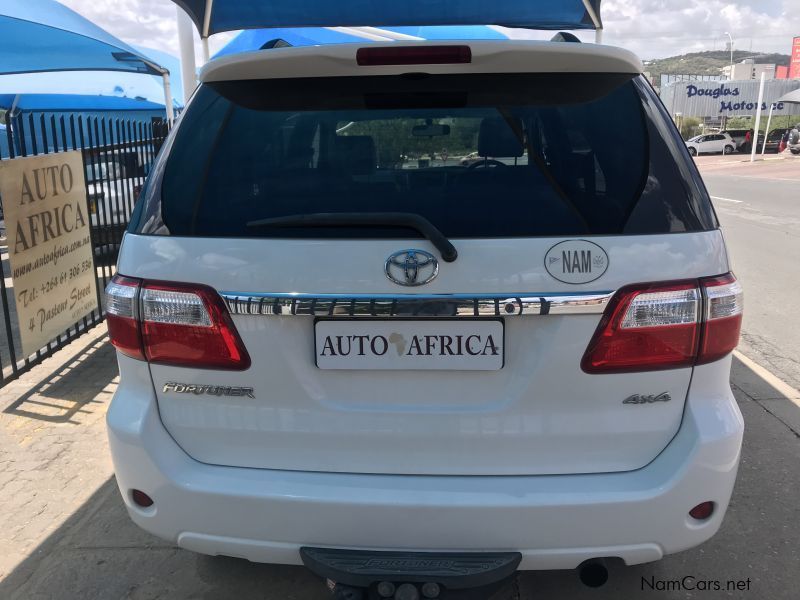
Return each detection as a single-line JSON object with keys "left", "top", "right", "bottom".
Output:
{"left": 686, "top": 84, "right": 788, "bottom": 113}
{"left": 662, "top": 79, "right": 800, "bottom": 118}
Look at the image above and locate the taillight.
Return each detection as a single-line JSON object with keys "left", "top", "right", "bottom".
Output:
{"left": 105, "top": 276, "right": 144, "bottom": 360}
{"left": 104, "top": 275, "right": 250, "bottom": 370}
{"left": 697, "top": 273, "right": 743, "bottom": 364}
{"left": 582, "top": 281, "right": 700, "bottom": 373}
{"left": 356, "top": 45, "right": 472, "bottom": 66}
{"left": 582, "top": 274, "right": 742, "bottom": 373}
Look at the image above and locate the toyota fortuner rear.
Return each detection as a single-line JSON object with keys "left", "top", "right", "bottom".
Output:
{"left": 105, "top": 39, "right": 744, "bottom": 592}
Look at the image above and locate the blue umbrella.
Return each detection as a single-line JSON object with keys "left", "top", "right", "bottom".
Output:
{"left": 0, "top": 0, "right": 175, "bottom": 121}
{"left": 173, "top": 0, "right": 602, "bottom": 37}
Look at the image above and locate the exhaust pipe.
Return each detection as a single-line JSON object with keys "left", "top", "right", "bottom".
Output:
{"left": 577, "top": 559, "right": 609, "bottom": 588}
{"left": 329, "top": 581, "right": 365, "bottom": 600}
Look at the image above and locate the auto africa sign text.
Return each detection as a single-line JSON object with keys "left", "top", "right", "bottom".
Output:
{"left": 686, "top": 84, "right": 787, "bottom": 114}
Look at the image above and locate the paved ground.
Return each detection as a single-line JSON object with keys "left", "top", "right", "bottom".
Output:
{"left": 0, "top": 154, "right": 799, "bottom": 599}
{"left": 696, "top": 153, "right": 800, "bottom": 389}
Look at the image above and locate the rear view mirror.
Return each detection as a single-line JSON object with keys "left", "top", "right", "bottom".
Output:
{"left": 412, "top": 124, "right": 451, "bottom": 137}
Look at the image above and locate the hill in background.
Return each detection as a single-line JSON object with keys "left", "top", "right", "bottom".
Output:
{"left": 644, "top": 50, "right": 790, "bottom": 81}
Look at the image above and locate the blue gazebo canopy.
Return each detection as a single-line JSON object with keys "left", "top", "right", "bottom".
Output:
{"left": 173, "top": 0, "right": 603, "bottom": 37}
{"left": 0, "top": 94, "right": 166, "bottom": 112}
{"left": 0, "top": 0, "right": 163, "bottom": 76}
{"left": 214, "top": 26, "right": 510, "bottom": 58}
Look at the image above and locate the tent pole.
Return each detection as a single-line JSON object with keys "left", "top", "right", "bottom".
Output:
{"left": 750, "top": 72, "right": 766, "bottom": 163}
{"left": 581, "top": 0, "right": 603, "bottom": 40}
{"left": 176, "top": 5, "right": 197, "bottom": 103}
{"left": 761, "top": 103, "right": 774, "bottom": 155}
{"left": 202, "top": 0, "right": 213, "bottom": 62}
{"left": 162, "top": 71, "right": 175, "bottom": 125}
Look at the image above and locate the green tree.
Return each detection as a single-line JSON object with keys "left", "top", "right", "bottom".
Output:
{"left": 679, "top": 117, "right": 703, "bottom": 140}
{"left": 342, "top": 118, "right": 480, "bottom": 167}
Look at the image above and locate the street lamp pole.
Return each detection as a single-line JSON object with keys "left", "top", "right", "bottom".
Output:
{"left": 724, "top": 32, "right": 734, "bottom": 79}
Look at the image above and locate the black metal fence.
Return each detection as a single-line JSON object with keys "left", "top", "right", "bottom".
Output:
{"left": 0, "top": 111, "right": 168, "bottom": 386}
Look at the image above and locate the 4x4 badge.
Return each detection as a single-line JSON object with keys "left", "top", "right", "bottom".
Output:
{"left": 623, "top": 392, "right": 671, "bottom": 405}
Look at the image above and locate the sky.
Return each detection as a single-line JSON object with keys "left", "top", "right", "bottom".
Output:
{"left": 54, "top": 0, "right": 799, "bottom": 61}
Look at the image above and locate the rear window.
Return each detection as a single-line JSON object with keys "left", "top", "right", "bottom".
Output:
{"left": 137, "top": 73, "right": 716, "bottom": 238}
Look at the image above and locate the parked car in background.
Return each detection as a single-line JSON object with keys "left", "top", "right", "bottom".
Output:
{"left": 459, "top": 150, "right": 496, "bottom": 166}
{"left": 85, "top": 159, "right": 140, "bottom": 264}
{"left": 459, "top": 151, "right": 480, "bottom": 165}
{"left": 722, "top": 129, "right": 749, "bottom": 150}
{"left": 104, "top": 39, "right": 744, "bottom": 598}
{"left": 685, "top": 132, "right": 735, "bottom": 156}
{"left": 763, "top": 129, "right": 789, "bottom": 154}
{"left": 789, "top": 125, "right": 800, "bottom": 155}
{"left": 737, "top": 132, "right": 766, "bottom": 154}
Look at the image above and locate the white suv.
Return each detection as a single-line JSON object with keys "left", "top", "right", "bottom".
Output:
{"left": 105, "top": 40, "right": 744, "bottom": 597}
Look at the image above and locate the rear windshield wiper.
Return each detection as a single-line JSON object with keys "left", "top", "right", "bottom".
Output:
{"left": 247, "top": 212, "right": 458, "bottom": 262}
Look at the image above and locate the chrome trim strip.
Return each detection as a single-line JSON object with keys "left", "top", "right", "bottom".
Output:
{"left": 220, "top": 291, "right": 614, "bottom": 317}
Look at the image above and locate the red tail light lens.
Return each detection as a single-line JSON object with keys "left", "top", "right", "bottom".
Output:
{"left": 105, "top": 275, "right": 250, "bottom": 370}
{"left": 689, "top": 501, "right": 715, "bottom": 520}
{"left": 105, "top": 276, "right": 144, "bottom": 360}
{"left": 582, "top": 274, "right": 742, "bottom": 373}
{"left": 697, "top": 274, "right": 743, "bottom": 364}
{"left": 356, "top": 45, "right": 472, "bottom": 66}
{"left": 582, "top": 281, "right": 700, "bottom": 373}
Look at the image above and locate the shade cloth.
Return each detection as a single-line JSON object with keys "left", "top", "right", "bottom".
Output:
{"left": 172, "top": 0, "right": 602, "bottom": 37}
{"left": 0, "top": 94, "right": 166, "bottom": 112}
{"left": 777, "top": 88, "right": 800, "bottom": 104}
{"left": 0, "top": 0, "right": 164, "bottom": 76}
{"left": 214, "top": 25, "right": 509, "bottom": 58}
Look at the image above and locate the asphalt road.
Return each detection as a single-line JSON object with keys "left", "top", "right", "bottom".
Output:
{"left": 699, "top": 156, "right": 800, "bottom": 389}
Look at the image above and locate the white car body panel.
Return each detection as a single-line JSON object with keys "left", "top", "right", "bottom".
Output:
{"left": 118, "top": 231, "right": 728, "bottom": 475}
{"left": 107, "top": 353, "right": 743, "bottom": 570}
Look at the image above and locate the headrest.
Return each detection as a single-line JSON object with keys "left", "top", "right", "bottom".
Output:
{"left": 336, "top": 135, "right": 376, "bottom": 175}
{"left": 477, "top": 117, "right": 524, "bottom": 158}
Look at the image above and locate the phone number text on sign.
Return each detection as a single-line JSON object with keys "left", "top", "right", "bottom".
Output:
{"left": 0, "top": 151, "right": 99, "bottom": 357}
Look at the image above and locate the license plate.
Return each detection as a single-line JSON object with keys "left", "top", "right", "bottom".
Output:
{"left": 315, "top": 319, "right": 504, "bottom": 370}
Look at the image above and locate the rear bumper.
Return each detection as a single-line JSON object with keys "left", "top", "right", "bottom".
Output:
{"left": 107, "top": 355, "right": 743, "bottom": 570}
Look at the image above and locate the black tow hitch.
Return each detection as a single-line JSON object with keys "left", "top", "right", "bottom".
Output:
{"left": 301, "top": 547, "right": 521, "bottom": 600}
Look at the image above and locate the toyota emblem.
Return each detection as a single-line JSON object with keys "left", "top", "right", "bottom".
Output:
{"left": 385, "top": 249, "right": 438, "bottom": 286}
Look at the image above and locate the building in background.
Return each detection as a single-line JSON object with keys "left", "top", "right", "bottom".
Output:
{"left": 661, "top": 78, "right": 800, "bottom": 132}
{"left": 790, "top": 36, "right": 800, "bottom": 79}
{"left": 660, "top": 74, "right": 723, "bottom": 87}
{"left": 722, "top": 59, "right": 776, "bottom": 81}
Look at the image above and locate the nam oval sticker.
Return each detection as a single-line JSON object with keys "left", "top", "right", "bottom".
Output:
{"left": 544, "top": 240, "right": 609, "bottom": 284}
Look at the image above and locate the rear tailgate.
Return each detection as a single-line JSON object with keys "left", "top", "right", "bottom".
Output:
{"left": 118, "top": 49, "right": 723, "bottom": 476}
{"left": 120, "top": 231, "right": 727, "bottom": 475}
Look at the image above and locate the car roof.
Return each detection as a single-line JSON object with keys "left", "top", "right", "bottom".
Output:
{"left": 200, "top": 40, "right": 643, "bottom": 83}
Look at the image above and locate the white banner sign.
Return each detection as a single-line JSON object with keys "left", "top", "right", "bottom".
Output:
{"left": 0, "top": 151, "right": 99, "bottom": 356}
